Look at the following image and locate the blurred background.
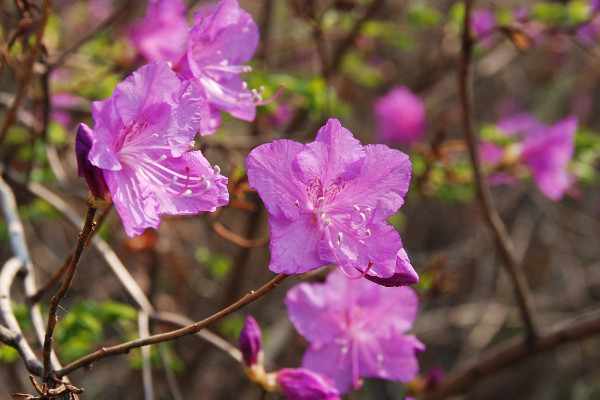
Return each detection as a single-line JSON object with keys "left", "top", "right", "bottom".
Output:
{"left": 0, "top": 0, "right": 599, "bottom": 399}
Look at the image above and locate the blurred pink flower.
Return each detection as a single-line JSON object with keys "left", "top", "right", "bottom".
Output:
{"left": 285, "top": 268, "right": 424, "bottom": 394}
{"left": 129, "top": 0, "right": 189, "bottom": 62}
{"left": 471, "top": 8, "right": 497, "bottom": 47}
{"left": 373, "top": 86, "right": 426, "bottom": 145}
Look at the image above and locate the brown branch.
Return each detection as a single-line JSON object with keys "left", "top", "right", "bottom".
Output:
{"left": 0, "top": 0, "right": 52, "bottom": 144}
{"left": 211, "top": 221, "right": 269, "bottom": 248}
{"left": 42, "top": 207, "right": 97, "bottom": 376}
{"left": 425, "top": 310, "right": 600, "bottom": 399}
{"left": 54, "top": 273, "right": 288, "bottom": 378}
{"left": 457, "top": 0, "right": 537, "bottom": 339}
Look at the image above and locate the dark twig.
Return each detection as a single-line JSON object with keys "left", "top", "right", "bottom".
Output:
{"left": 48, "top": 0, "right": 135, "bottom": 69}
{"left": 425, "top": 310, "right": 600, "bottom": 399}
{"left": 457, "top": 0, "right": 537, "bottom": 339}
{"left": 54, "top": 274, "right": 288, "bottom": 378}
{"left": 42, "top": 207, "right": 97, "bottom": 376}
{"left": 0, "top": 0, "right": 52, "bottom": 144}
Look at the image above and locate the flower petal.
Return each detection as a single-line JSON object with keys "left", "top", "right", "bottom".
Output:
{"left": 332, "top": 144, "right": 411, "bottom": 224}
{"left": 303, "top": 342, "right": 353, "bottom": 395}
{"left": 246, "top": 139, "right": 307, "bottom": 220}
{"left": 268, "top": 214, "right": 324, "bottom": 274}
{"left": 293, "top": 119, "right": 365, "bottom": 185}
{"left": 364, "top": 248, "right": 419, "bottom": 287}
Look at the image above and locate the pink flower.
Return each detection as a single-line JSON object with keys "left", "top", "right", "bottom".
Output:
{"left": 81, "top": 61, "right": 228, "bottom": 236}
{"left": 285, "top": 269, "right": 424, "bottom": 394}
{"left": 129, "top": 0, "right": 189, "bottom": 62}
{"left": 374, "top": 86, "right": 426, "bottom": 145}
{"left": 471, "top": 9, "right": 497, "bottom": 47}
{"left": 276, "top": 368, "right": 342, "bottom": 400}
{"left": 480, "top": 111, "right": 578, "bottom": 201}
{"left": 246, "top": 118, "right": 417, "bottom": 286}
{"left": 175, "top": 0, "right": 261, "bottom": 135}
{"left": 239, "top": 316, "right": 263, "bottom": 368}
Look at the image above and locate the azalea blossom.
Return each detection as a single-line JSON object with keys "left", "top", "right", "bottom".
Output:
{"left": 246, "top": 118, "right": 418, "bottom": 286}
{"left": 174, "top": 0, "right": 262, "bottom": 135}
{"left": 79, "top": 61, "right": 228, "bottom": 237}
{"left": 129, "top": 0, "right": 189, "bottom": 62}
{"left": 480, "top": 111, "right": 578, "bottom": 201}
{"left": 239, "top": 315, "right": 263, "bottom": 369}
{"left": 285, "top": 269, "right": 424, "bottom": 394}
{"left": 373, "top": 86, "right": 426, "bottom": 145}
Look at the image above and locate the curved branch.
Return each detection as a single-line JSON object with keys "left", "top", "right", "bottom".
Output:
{"left": 54, "top": 274, "right": 288, "bottom": 378}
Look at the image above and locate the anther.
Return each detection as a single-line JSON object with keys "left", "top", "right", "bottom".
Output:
{"left": 204, "top": 181, "right": 211, "bottom": 191}
{"left": 216, "top": 50, "right": 222, "bottom": 55}
{"left": 353, "top": 205, "right": 360, "bottom": 211}
{"left": 157, "top": 155, "right": 167, "bottom": 162}
{"left": 359, "top": 213, "right": 366, "bottom": 224}
{"left": 152, "top": 133, "right": 159, "bottom": 138}
{"left": 323, "top": 218, "right": 331, "bottom": 226}
{"left": 365, "top": 207, "right": 372, "bottom": 212}
{"left": 317, "top": 197, "right": 325, "bottom": 203}
{"left": 337, "top": 232, "right": 343, "bottom": 244}
{"left": 213, "top": 165, "right": 221, "bottom": 175}
{"left": 365, "top": 229, "right": 371, "bottom": 237}
{"left": 182, "top": 190, "right": 192, "bottom": 197}
{"left": 294, "top": 200, "right": 299, "bottom": 206}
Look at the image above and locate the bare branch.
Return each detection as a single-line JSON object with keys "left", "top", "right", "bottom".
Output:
{"left": 457, "top": 0, "right": 537, "bottom": 339}
{"left": 425, "top": 310, "right": 600, "bottom": 399}
{"left": 54, "top": 274, "right": 288, "bottom": 377}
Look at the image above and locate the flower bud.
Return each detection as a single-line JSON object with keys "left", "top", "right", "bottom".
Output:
{"left": 275, "top": 368, "right": 341, "bottom": 400}
{"left": 238, "top": 315, "right": 263, "bottom": 368}
{"left": 76, "top": 123, "right": 110, "bottom": 205}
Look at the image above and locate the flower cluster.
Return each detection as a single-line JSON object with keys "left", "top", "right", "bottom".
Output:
{"left": 246, "top": 118, "right": 418, "bottom": 286}
{"left": 479, "top": 110, "right": 578, "bottom": 201}
{"left": 76, "top": 61, "right": 229, "bottom": 237}
{"left": 285, "top": 268, "right": 424, "bottom": 394}
{"left": 130, "top": 0, "right": 265, "bottom": 135}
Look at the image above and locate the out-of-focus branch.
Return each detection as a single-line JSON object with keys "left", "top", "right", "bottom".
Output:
{"left": 211, "top": 221, "right": 269, "bottom": 248}
{"left": 150, "top": 311, "right": 242, "bottom": 363}
{"left": 457, "top": 0, "right": 537, "bottom": 339}
{"left": 425, "top": 310, "right": 600, "bottom": 400}
{"left": 54, "top": 273, "right": 288, "bottom": 377}
{"left": 0, "top": 257, "right": 43, "bottom": 375}
{"left": 139, "top": 312, "right": 155, "bottom": 400}
{"left": 49, "top": 0, "right": 135, "bottom": 69}
{"left": 0, "top": 0, "right": 52, "bottom": 144}
{"left": 42, "top": 207, "right": 97, "bottom": 376}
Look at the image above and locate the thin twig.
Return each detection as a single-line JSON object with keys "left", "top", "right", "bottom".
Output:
{"left": 150, "top": 311, "right": 242, "bottom": 363}
{"left": 54, "top": 274, "right": 288, "bottom": 377}
{"left": 0, "top": 257, "right": 43, "bottom": 375}
{"left": 48, "top": 0, "right": 135, "bottom": 69}
{"left": 139, "top": 311, "right": 154, "bottom": 400}
{"left": 0, "top": 0, "right": 52, "bottom": 144}
{"left": 424, "top": 310, "right": 600, "bottom": 400}
{"left": 42, "top": 207, "right": 97, "bottom": 376}
{"left": 211, "top": 221, "right": 269, "bottom": 248}
{"left": 457, "top": 0, "right": 537, "bottom": 339}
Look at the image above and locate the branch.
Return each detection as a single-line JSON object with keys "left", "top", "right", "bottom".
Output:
{"left": 54, "top": 274, "right": 288, "bottom": 377}
{"left": 457, "top": 0, "right": 537, "bottom": 338}
{"left": 138, "top": 311, "right": 154, "bottom": 400}
{"left": 211, "top": 221, "right": 269, "bottom": 248}
{"left": 0, "top": 257, "right": 43, "bottom": 375}
{"left": 425, "top": 310, "right": 600, "bottom": 399}
{"left": 42, "top": 207, "right": 97, "bottom": 376}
